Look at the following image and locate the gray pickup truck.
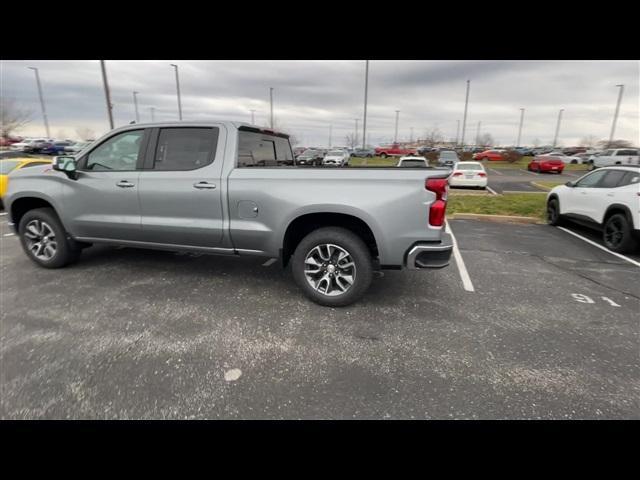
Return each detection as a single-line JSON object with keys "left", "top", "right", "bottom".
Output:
{"left": 4, "top": 121, "right": 453, "bottom": 306}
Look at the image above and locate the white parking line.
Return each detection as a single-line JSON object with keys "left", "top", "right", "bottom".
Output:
{"left": 520, "top": 169, "right": 539, "bottom": 176}
{"left": 3, "top": 233, "right": 15, "bottom": 237}
{"left": 262, "top": 258, "right": 277, "bottom": 267}
{"left": 445, "top": 223, "right": 475, "bottom": 292}
{"left": 557, "top": 227, "right": 640, "bottom": 268}
{"left": 488, "top": 168, "right": 503, "bottom": 176}
{"left": 486, "top": 186, "right": 498, "bottom": 195}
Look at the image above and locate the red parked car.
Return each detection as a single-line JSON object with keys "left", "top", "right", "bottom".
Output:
{"left": 472, "top": 149, "right": 505, "bottom": 161}
{"left": 527, "top": 156, "right": 565, "bottom": 173}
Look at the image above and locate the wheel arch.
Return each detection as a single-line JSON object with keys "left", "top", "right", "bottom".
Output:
{"left": 281, "top": 211, "right": 380, "bottom": 268}
{"left": 603, "top": 203, "right": 634, "bottom": 227}
{"left": 9, "top": 195, "right": 62, "bottom": 232}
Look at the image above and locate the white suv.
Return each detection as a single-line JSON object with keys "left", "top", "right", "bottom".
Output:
{"left": 589, "top": 148, "right": 639, "bottom": 170}
{"left": 546, "top": 166, "right": 640, "bottom": 253}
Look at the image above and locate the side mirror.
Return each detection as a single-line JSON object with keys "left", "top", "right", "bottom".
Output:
{"left": 565, "top": 181, "right": 575, "bottom": 187}
{"left": 52, "top": 156, "right": 78, "bottom": 179}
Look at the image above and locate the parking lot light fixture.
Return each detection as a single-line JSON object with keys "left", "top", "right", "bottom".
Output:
{"left": 516, "top": 108, "right": 525, "bottom": 147}
{"left": 99, "top": 60, "right": 114, "bottom": 130}
{"left": 552, "top": 108, "right": 564, "bottom": 148}
{"left": 132, "top": 91, "right": 140, "bottom": 123}
{"left": 461, "top": 80, "right": 470, "bottom": 147}
{"left": 362, "top": 60, "right": 369, "bottom": 149}
{"left": 608, "top": 84, "right": 624, "bottom": 148}
{"left": 27, "top": 67, "right": 50, "bottom": 138}
{"left": 394, "top": 110, "right": 400, "bottom": 143}
{"left": 170, "top": 64, "right": 183, "bottom": 120}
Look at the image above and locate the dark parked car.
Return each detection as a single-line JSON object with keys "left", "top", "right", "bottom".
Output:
{"left": 438, "top": 150, "right": 460, "bottom": 167}
{"left": 350, "top": 147, "right": 375, "bottom": 158}
{"left": 40, "top": 141, "right": 73, "bottom": 155}
{"left": 296, "top": 149, "right": 324, "bottom": 166}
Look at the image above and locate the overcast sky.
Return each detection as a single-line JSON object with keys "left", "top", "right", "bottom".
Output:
{"left": 2, "top": 60, "right": 638, "bottom": 147}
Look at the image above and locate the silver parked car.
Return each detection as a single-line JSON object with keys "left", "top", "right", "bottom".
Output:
{"left": 4, "top": 121, "right": 453, "bottom": 307}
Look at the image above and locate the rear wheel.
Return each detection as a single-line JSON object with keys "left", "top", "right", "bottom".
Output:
{"left": 603, "top": 213, "right": 637, "bottom": 253}
{"left": 546, "top": 198, "right": 563, "bottom": 226}
{"left": 380, "top": 153, "right": 388, "bottom": 158}
{"left": 18, "top": 208, "right": 80, "bottom": 268}
{"left": 291, "top": 227, "right": 373, "bottom": 307}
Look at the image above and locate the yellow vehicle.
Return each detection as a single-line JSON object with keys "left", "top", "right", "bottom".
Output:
{"left": 0, "top": 157, "right": 52, "bottom": 208}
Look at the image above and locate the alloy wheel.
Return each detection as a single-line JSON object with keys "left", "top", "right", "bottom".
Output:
{"left": 23, "top": 219, "right": 57, "bottom": 261}
{"left": 304, "top": 244, "right": 356, "bottom": 296}
{"left": 604, "top": 217, "right": 624, "bottom": 248}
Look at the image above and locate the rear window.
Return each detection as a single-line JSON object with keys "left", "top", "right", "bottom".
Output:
{"left": 398, "top": 159, "right": 427, "bottom": 167}
{"left": 618, "top": 171, "right": 640, "bottom": 186}
{"left": 457, "top": 163, "right": 482, "bottom": 170}
{"left": 237, "top": 130, "right": 293, "bottom": 167}
{"left": 616, "top": 149, "right": 638, "bottom": 156}
{"left": 599, "top": 170, "right": 628, "bottom": 188}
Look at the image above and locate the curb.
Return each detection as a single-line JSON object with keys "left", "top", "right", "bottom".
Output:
{"left": 448, "top": 213, "right": 543, "bottom": 224}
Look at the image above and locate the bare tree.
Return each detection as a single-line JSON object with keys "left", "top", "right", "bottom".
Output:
{"left": 597, "top": 139, "right": 632, "bottom": 149}
{"left": 1, "top": 98, "right": 33, "bottom": 138}
{"left": 345, "top": 133, "right": 358, "bottom": 148}
{"left": 478, "top": 133, "right": 494, "bottom": 147}
{"left": 75, "top": 127, "right": 96, "bottom": 141}
{"left": 422, "top": 126, "right": 444, "bottom": 147}
{"left": 579, "top": 135, "right": 599, "bottom": 148}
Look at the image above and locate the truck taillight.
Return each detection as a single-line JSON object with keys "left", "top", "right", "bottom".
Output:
{"left": 426, "top": 178, "right": 448, "bottom": 227}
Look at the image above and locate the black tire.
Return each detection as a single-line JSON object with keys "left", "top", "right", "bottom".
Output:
{"left": 570, "top": 159, "right": 577, "bottom": 164}
{"left": 546, "top": 198, "right": 563, "bottom": 226}
{"left": 380, "top": 153, "right": 388, "bottom": 158}
{"left": 18, "top": 207, "right": 80, "bottom": 268}
{"left": 291, "top": 227, "right": 373, "bottom": 307}
{"left": 603, "top": 213, "right": 637, "bottom": 254}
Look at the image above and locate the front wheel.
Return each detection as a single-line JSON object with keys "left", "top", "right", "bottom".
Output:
{"left": 18, "top": 207, "right": 80, "bottom": 268}
{"left": 603, "top": 213, "right": 637, "bottom": 253}
{"left": 291, "top": 227, "right": 373, "bottom": 307}
{"left": 547, "top": 198, "right": 563, "bottom": 226}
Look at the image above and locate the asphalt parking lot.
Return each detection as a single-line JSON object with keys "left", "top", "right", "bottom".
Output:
{"left": 1, "top": 213, "right": 638, "bottom": 420}
{"left": 483, "top": 167, "right": 585, "bottom": 193}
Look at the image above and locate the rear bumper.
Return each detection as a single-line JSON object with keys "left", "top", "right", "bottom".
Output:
{"left": 404, "top": 232, "right": 453, "bottom": 269}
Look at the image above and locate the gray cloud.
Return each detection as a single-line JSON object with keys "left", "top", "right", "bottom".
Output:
{"left": 1, "top": 60, "right": 638, "bottom": 147}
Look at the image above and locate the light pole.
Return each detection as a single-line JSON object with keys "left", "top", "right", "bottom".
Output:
{"left": 170, "top": 64, "right": 183, "bottom": 120}
{"left": 27, "top": 67, "right": 50, "bottom": 138}
{"left": 354, "top": 119, "right": 359, "bottom": 148}
{"left": 608, "top": 84, "right": 624, "bottom": 147}
{"left": 269, "top": 87, "right": 274, "bottom": 128}
{"left": 516, "top": 108, "right": 525, "bottom": 147}
{"left": 99, "top": 60, "right": 114, "bottom": 130}
{"left": 132, "top": 91, "right": 140, "bottom": 123}
{"left": 150, "top": 107, "right": 155, "bottom": 122}
{"left": 362, "top": 60, "right": 369, "bottom": 149}
{"left": 552, "top": 108, "right": 564, "bottom": 148}
{"left": 394, "top": 110, "right": 400, "bottom": 143}
{"left": 250, "top": 109, "right": 256, "bottom": 124}
{"left": 476, "top": 121, "right": 481, "bottom": 146}
{"left": 461, "top": 80, "right": 470, "bottom": 147}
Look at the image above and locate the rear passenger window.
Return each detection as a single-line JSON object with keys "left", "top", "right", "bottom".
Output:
{"left": 618, "top": 171, "right": 640, "bottom": 186}
{"left": 599, "top": 170, "right": 627, "bottom": 188}
{"left": 153, "top": 128, "right": 218, "bottom": 171}
{"left": 238, "top": 130, "right": 293, "bottom": 167}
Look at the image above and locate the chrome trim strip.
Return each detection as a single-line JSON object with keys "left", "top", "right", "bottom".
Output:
{"left": 73, "top": 237, "right": 236, "bottom": 254}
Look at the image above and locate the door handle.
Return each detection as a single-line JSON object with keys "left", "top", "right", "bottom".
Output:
{"left": 193, "top": 181, "right": 216, "bottom": 190}
{"left": 116, "top": 180, "right": 135, "bottom": 188}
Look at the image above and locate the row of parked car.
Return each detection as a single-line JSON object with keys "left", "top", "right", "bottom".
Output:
{"left": 6, "top": 137, "right": 92, "bottom": 155}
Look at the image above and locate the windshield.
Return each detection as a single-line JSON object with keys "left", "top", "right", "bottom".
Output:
{"left": 440, "top": 152, "right": 458, "bottom": 159}
{"left": 328, "top": 150, "right": 344, "bottom": 156}
{"left": 399, "top": 160, "right": 426, "bottom": 167}
{"left": 301, "top": 150, "right": 316, "bottom": 155}
{"left": 0, "top": 160, "right": 21, "bottom": 174}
